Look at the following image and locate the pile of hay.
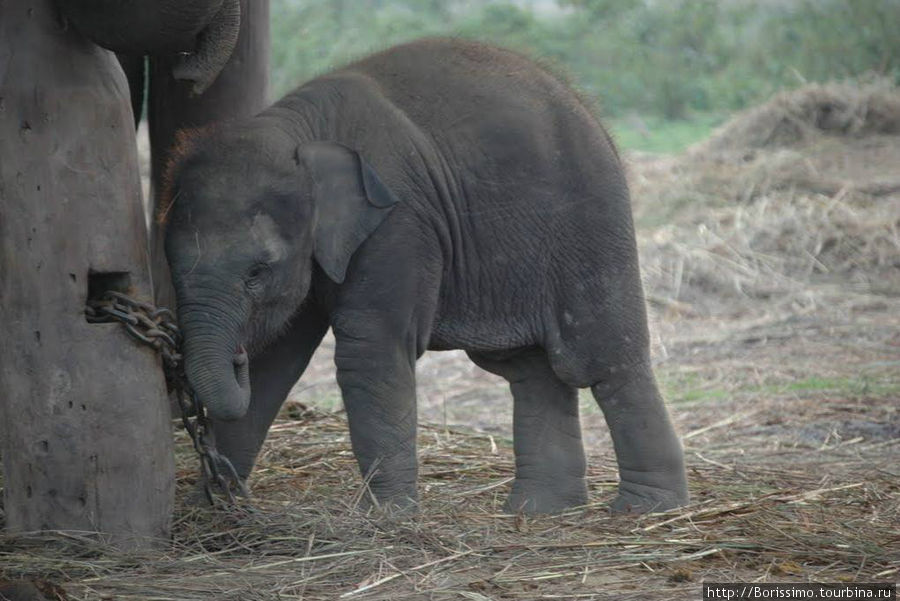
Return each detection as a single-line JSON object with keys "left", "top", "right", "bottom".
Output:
{"left": 698, "top": 79, "right": 900, "bottom": 153}
{"left": 639, "top": 189, "right": 900, "bottom": 316}
{"left": 632, "top": 80, "right": 900, "bottom": 318}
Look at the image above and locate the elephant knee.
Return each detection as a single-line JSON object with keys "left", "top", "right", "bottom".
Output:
{"left": 590, "top": 357, "right": 657, "bottom": 406}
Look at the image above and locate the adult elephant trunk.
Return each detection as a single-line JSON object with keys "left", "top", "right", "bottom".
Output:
{"left": 179, "top": 306, "right": 251, "bottom": 421}
{"left": 58, "top": 0, "right": 242, "bottom": 96}
{"left": 172, "top": 0, "right": 242, "bottom": 95}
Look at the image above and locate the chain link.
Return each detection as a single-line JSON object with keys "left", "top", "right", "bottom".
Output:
{"left": 86, "top": 290, "right": 248, "bottom": 506}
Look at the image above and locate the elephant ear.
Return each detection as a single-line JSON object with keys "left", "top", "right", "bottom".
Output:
{"left": 299, "top": 143, "right": 400, "bottom": 284}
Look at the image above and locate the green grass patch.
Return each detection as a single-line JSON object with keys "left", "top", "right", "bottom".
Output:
{"left": 654, "top": 369, "right": 900, "bottom": 407}
{"left": 773, "top": 376, "right": 900, "bottom": 398}
{"left": 578, "top": 370, "right": 733, "bottom": 409}
{"left": 608, "top": 113, "right": 725, "bottom": 154}
{"left": 657, "top": 370, "right": 733, "bottom": 404}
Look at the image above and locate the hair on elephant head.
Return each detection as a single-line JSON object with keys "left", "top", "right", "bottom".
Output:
{"left": 162, "top": 128, "right": 399, "bottom": 421}
{"left": 58, "top": 0, "right": 241, "bottom": 94}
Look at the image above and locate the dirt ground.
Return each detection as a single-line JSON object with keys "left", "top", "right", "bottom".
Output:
{"left": 1, "top": 82, "right": 898, "bottom": 600}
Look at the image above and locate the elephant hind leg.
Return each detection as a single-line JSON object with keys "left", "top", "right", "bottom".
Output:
{"left": 467, "top": 348, "right": 588, "bottom": 514}
{"left": 590, "top": 359, "right": 688, "bottom": 514}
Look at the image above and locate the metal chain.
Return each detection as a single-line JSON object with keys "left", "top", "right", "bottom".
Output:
{"left": 85, "top": 290, "right": 247, "bottom": 506}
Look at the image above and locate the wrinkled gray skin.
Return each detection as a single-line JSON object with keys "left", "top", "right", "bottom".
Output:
{"left": 58, "top": 0, "right": 241, "bottom": 95}
{"left": 165, "top": 39, "right": 689, "bottom": 515}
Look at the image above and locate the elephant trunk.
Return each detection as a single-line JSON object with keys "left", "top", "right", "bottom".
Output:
{"left": 179, "top": 303, "right": 251, "bottom": 421}
{"left": 171, "top": 0, "right": 242, "bottom": 95}
{"left": 57, "top": 1, "right": 224, "bottom": 55}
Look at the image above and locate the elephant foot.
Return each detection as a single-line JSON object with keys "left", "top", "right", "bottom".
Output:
{"left": 609, "top": 479, "right": 689, "bottom": 515}
{"left": 356, "top": 483, "right": 419, "bottom": 518}
{"left": 504, "top": 476, "right": 588, "bottom": 514}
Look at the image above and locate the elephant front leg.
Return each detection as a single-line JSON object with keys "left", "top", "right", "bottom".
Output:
{"left": 591, "top": 360, "right": 689, "bottom": 514}
{"left": 333, "top": 319, "right": 419, "bottom": 512}
{"left": 207, "top": 306, "right": 329, "bottom": 493}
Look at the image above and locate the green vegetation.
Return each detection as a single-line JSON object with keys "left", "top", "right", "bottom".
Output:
{"left": 778, "top": 376, "right": 900, "bottom": 398}
{"left": 270, "top": 0, "right": 900, "bottom": 153}
{"left": 608, "top": 113, "right": 724, "bottom": 153}
{"left": 656, "top": 370, "right": 733, "bottom": 405}
{"left": 652, "top": 370, "right": 900, "bottom": 406}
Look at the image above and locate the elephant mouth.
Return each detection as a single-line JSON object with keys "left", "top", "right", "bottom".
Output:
{"left": 233, "top": 344, "right": 248, "bottom": 367}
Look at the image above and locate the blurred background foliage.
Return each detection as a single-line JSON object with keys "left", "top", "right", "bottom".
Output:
{"left": 270, "top": 0, "right": 900, "bottom": 152}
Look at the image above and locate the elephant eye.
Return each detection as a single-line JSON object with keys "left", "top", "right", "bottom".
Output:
{"left": 245, "top": 263, "right": 269, "bottom": 288}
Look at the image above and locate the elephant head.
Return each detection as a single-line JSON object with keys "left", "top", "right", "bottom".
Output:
{"left": 58, "top": 0, "right": 241, "bottom": 94}
{"left": 162, "top": 127, "right": 398, "bottom": 420}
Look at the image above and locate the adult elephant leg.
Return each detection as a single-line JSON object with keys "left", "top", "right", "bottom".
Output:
{"left": 591, "top": 360, "right": 688, "bottom": 514}
{"left": 148, "top": 0, "right": 269, "bottom": 309}
{"left": 171, "top": 0, "right": 242, "bottom": 95}
{"left": 208, "top": 305, "right": 328, "bottom": 488}
{"left": 115, "top": 53, "right": 145, "bottom": 128}
{"left": 468, "top": 349, "right": 588, "bottom": 514}
{"left": 332, "top": 312, "right": 418, "bottom": 512}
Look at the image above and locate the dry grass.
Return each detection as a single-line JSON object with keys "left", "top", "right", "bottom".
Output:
{"left": 697, "top": 79, "right": 900, "bottom": 153}
{"left": 1, "top": 403, "right": 898, "bottom": 600}
{"left": 632, "top": 81, "right": 900, "bottom": 319}
{"left": 638, "top": 187, "right": 900, "bottom": 317}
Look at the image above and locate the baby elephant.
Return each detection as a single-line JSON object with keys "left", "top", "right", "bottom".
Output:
{"left": 163, "top": 38, "right": 688, "bottom": 514}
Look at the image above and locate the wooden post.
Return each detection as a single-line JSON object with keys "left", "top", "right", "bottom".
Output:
{"left": 147, "top": 0, "right": 270, "bottom": 308}
{"left": 0, "top": 1, "right": 174, "bottom": 547}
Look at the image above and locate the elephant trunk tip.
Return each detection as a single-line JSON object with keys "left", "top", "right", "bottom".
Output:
{"left": 186, "top": 345, "right": 252, "bottom": 422}
{"left": 172, "top": 0, "right": 242, "bottom": 95}
{"left": 205, "top": 397, "right": 250, "bottom": 421}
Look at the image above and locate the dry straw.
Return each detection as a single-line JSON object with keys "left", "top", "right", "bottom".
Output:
{"left": 698, "top": 79, "right": 900, "bottom": 152}
{"left": 635, "top": 80, "right": 900, "bottom": 319}
{"left": 1, "top": 408, "right": 898, "bottom": 600}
